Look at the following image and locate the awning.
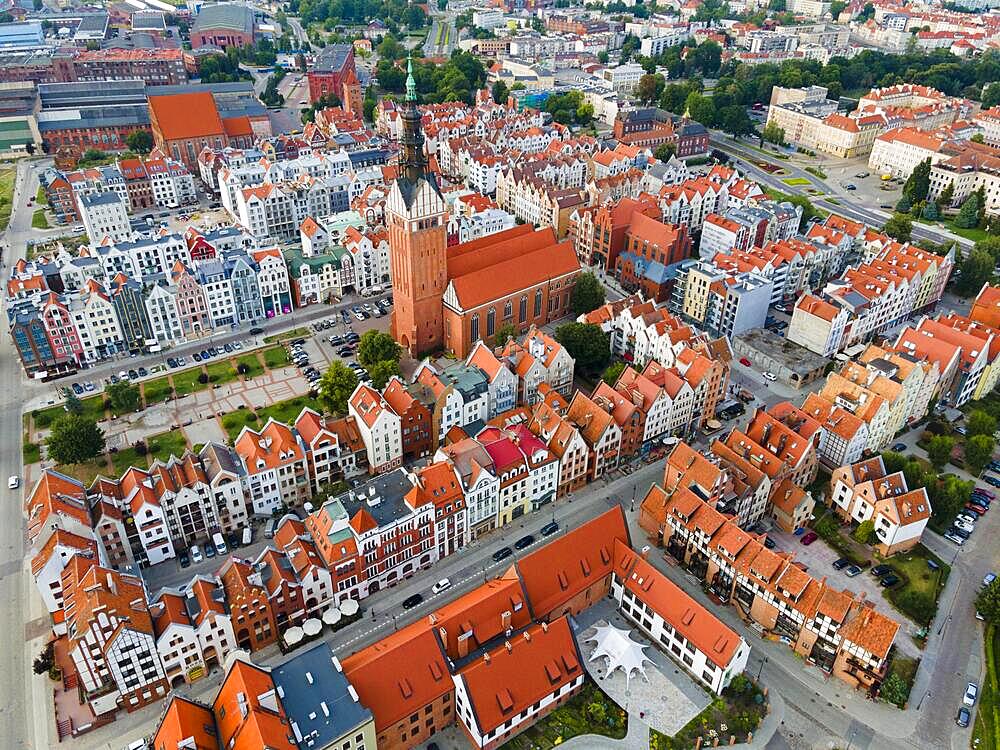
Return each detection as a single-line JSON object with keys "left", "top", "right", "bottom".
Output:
{"left": 303, "top": 618, "right": 322, "bottom": 636}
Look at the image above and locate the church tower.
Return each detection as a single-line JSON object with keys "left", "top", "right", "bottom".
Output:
{"left": 341, "top": 67, "right": 363, "bottom": 117}
{"left": 387, "top": 55, "right": 447, "bottom": 357}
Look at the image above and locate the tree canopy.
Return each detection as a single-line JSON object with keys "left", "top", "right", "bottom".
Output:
{"left": 318, "top": 361, "right": 359, "bottom": 415}
{"left": 125, "top": 130, "right": 153, "bottom": 154}
{"left": 357, "top": 330, "right": 401, "bottom": 369}
{"left": 570, "top": 272, "right": 606, "bottom": 316}
{"left": 47, "top": 414, "right": 105, "bottom": 465}
{"left": 375, "top": 50, "right": 486, "bottom": 105}
{"left": 554, "top": 323, "right": 611, "bottom": 375}
{"left": 106, "top": 381, "right": 140, "bottom": 413}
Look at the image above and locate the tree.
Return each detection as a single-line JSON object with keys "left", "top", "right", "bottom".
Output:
{"left": 882, "top": 213, "right": 913, "bottom": 242}
{"left": 63, "top": 390, "right": 83, "bottom": 415}
{"left": 106, "top": 381, "right": 140, "bottom": 413}
{"left": 318, "top": 362, "right": 359, "bottom": 415}
{"left": 493, "top": 322, "right": 517, "bottom": 346}
{"left": 853, "top": 519, "right": 875, "bottom": 544}
{"left": 894, "top": 194, "right": 912, "bottom": 214}
{"left": 975, "top": 236, "right": 1000, "bottom": 263}
{"left": 956, "top": 249, "right": 994, "bottom": 298}
{"left": 684, "top": 92, "right": 717, "bottom": 127}
{"left": 971, "top": 133, "right": 986, "bottom": 144}
{"left": 570, "top": 272, "right": 606, "bottom": 315}
{"left": 125, "top": 130, "right": 153, "bottom": 154}
{"left": 761, "top": 123, "right": 785, "bottom": 145}
{"left": 983, "top": 82, "right": 1000, "bottom": 109}
{"left": 719, "top": 105, "right": 754, "bottom": 139}
{"left": 977, "top": 578, "right": 1000, "bottom": 624}
{"left": 46, "top": 414, "right": 104, "bottom": 465}
{"left": 921, "top": 201, "right": 940, "bottom": 220}
{"left": 829, "top": 0, "right": 847, "bottom": 16}
{"left": 880, "top": 672, "right": 910, "bottom": 708}
{"left": 369, "top": 360, "right": 401, "bottom": 390}
{"left": 637, "top": 73, "right": 664, "bottom": 105}
{"left": 491, "top": 80, "right": 509, "bottom": 105}
{"left": 654, "top": 142, "right": 676, "bottom": 162}
{"left": 597, "top": 51, "right": 609, "bottom": 64}
{"left": 968, "top": 409, "right": 997, "bottom": 437}
{"left": 902, "top": 158, "right": 931, "bottom": 204}
{"left": 926, "top": 434, "right": 954, "bottom": 470}
{"left": 357, "top": 330, "right": 401, "bottom": 369}
{"left": 966, "top": 434, "right": 995, "bottom": 476}
{"left": 937, "top": 181, "right": 955, "bottom": 209}
{"left": 554, "top": 323, "right": 611, "bottom": 375}
{"left": 602, "top": 360, "right": 626, "bottom": 386}
{"left": 33, "top": 643, "right": 54, "bottom": 676}
{"left": 954, "top": 194, "right": 981, "bottom": 229}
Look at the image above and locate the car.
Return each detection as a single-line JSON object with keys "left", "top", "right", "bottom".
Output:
{"left": 514, "top": 534, "right": 535, "bottom": 550}
{"left": 989, "top": 461, "right": 1000, "bottom": 472}
{"left": 213, "top": 532, "right": 227, "bottom": 556}
{"left": 432, "top": 578, "right": 452, "bottom": 594}
{"left": 329, "top": 335, "right": 343, "bottom": 345}
{"left": 128, "top": 369, "right": 138, "bottom": 379}
{"left": 541, "top": 521, "right": 560, "bottom": 536}
{"left": 949, "top": 525, "right": 971, "bottom": 540}
{"left": 402, "top": 593, "right": 424, "bottom": 609}
{"left": 739, "top": 357, "right": 752, "bottom": 367}
{"left": 224, "top": 343, "right": 234, "bottom": 353}
{"left": 492, "top": 546, "right": 513, "bottom": 562}
{"left": 985, "top": 475, "right": 1000, "bottom": 488}
{"left": 763, "top": 371, "right": 777, "bottom": 382}
{"left": 976, "top": 488, "right": 997, "bottom": 499}
{"left": 855, "top": 171, "right": 870, "bottom": 178}
{"left": 956, "top": 426, "right": 968, "bottom": 436}
{"left": 880, "top": 574, "right": 901, "bottom": 587}
{"left": 965, "top": 503, "right": 988, "bottom": 516}
{"left": 800, "top": 531, "right": 818, "bottom": 545}
{"left": 138, "top": 367, "right": 147, "bottom": 377}
{"left": 965, "top": 682, "right": 979, "bottom": 707}
{"left": 955, "top": 517, "right": 975, "bottom": 533}
{"left": 179, "top": 552, "right": 190, "bottom": 568}
{"left": 832, "top": 557, "right": 850, "bottom": 570}
{"left": 984, "top": 573, "right": 997, "bottom": 588}
{"left": 190, "top": 545, "right": 203, "bottom": 564}
{"left": 774, "top": 304, "right": 788, "bottom": 313}
{"left": 944, "top": 530, "right": 967, "bottom": 545}
{"left": 353, "top": 311, "right": 365, "bottom": 321}
{"left": 70, "top": 382, "right": 83, "bottom": 395}
{"left": 763, "top": 536, "right": 776, "bottom": 549}
{"left": 845, "top": 565, "right": 863, "bottom": 577}
{"left": 7, "top": 475, "right": 18, "bottom": 489}
{"left": 84, "top": 381, "right": 95, "bottom": 392}
{"left": 249, "top": 326, "right": 264, "bottom": 335}
{"left": 871, "top": 564, "right": 892, "bottom": 577}
{"left": 338, "top": 347, "right": 354, "bottom": 358}
{"left": 193, "top": 352, "right": 202, "bottom": 362}
{"left": 957, "top": 707, "right": 971, "bottom": 727}
{"left": 845, "top": 183, "right": 857, "bottom": 190}
{"left": 891, "top": 443, "right": 907, "bottom": 452}
{"left": 958, "top": 510, "right": 978, "bottom": 523}
{"left": 969, "top": 495, "right": 990, "bottom": 509}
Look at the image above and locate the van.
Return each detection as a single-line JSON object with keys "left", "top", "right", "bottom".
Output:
{"left": 242, "top": 526, "right": 253, "bottom": 546}
{"left": 212, "top": 532, "right": 227, "bottom": 556}
{"left": 264, "top": 519, "right": 277, "bottom": 538}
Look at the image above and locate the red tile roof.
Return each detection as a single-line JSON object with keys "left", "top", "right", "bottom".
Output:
{"left": 149, "top": 91, "right": 224, "bottom": 141}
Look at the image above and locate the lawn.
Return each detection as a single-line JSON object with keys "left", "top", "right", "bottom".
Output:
{"left": 882, "top": 655, "right": 919, "bottom": 708}
{"left": 205, "top": 359, "right": 238, "bottom": 385}
{"left": 235, "top": 352, "right": 264, "bottom": 379}
{"left": 264, "top": 327, "right": 309, "bottom": 344}
{"left": 170, "top": 367, "right": 209, "bottom": 396}
{"left": 917, "top": 216, "right": 991, "bottom": 243}
{"left": 31, "top": 209, "right": 49, "bottom": 229}
{"left": 650, "top": 675, "right": 767, "bottom": 750}
{"left": 110, "top": 446, "right": 147, "bottom": 476}
{"left": 23, "top": 439, "right": 40, "bottom": 464}
{"left": 32, "top": 395, "right": 104, "bottom": 429}
{"left": 262, "top": 346, "right": 291, "bottom": 369}
{"left": 805, "top": 166, "right": 828, "bottom": 179}
{"left": 221, "top": 408, "right": 262, "bottom": 442}
{"left": 499, "top": 680, "right": 626, "bottom": 749}
{"left": 781, "top": 177, "right": 811, "bottom": 186}
{"left": 146, "top": 430, "right": 188, "bottom": 461}
{"left": 55, "top": 457, "right": 112, "bottom": 486}
{"left": 142, "top": 376, "right": 174, "bottom": 405}
{"left": 257, "top": 394, "right": 321, "bottom": 426}
{"left": 974, "top": 624, "right": 1000, "bottom": 750}
{"left": 811, "top": 506, "right": 869, "bottom": 566}
{"left": 35, "top": 185, "right": 46, "bottom": 204}
{"left": 0, "top": 168, "right": 15, "bottom": 231}
{"left": 883, "top": 544, "right": 950, "bottom": 626}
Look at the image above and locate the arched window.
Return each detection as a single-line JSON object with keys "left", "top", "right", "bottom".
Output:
{"left": 519, "top": 296, "right": 527, "bottom": 323}
{"left": 534, "top": 289, "right": 543, "bottom": 317}
{"left": 470, "top": 313, "right": 480, "bottom": 342}
{"left": 487, "top": 307, "right": 496, "bottom": 337}
{"left": 504, "top": 300, "right": 512, "bottom": 319}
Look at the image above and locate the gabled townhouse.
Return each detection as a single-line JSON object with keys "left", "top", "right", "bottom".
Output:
{"left": 255, "top": 546, "right": 306, "bottom": 628}
{"left": 406, "top": 460, "right": 469, "bottom": 560}
{"left": 527, "top": 399, "right": 590, "bottom": 497}
{"left": 294, "top": 407, "right": 367, "bottom": 493}
{"left": 273, "top": 516, "right": 338, "bottom": 616}
{"left": 414, "top": 360, "right": 491, "bottom": 445}
{"left": 31, "top": 528, "right": 99, "bottom": 622}
{"left": 436, "top": 437, "right": 501, "bottom": 539}
{"left": 348, "top": 383, "right": 403, "bottom": 474}
{"left": 643, "top": 360, "right": 696, "bottom": 437}
{"left": 251, "top": 247, "right": 293, "bottom": 318}
{"left": 466, "top": 340, "right": 519, "bottom": 417}
{"left": 217, "top": 557, "right": 278, "bottom": 652}
{"left": 565, "top": 391, "right": 622, "bottom": 480}
{"left": 615, "top": 364, "right": 674, "bottom": 445}
{"left": 212, "top": 659, "right": 296, "bottom": 749}
{"left": 478, "top": 424, "right": 559, "bottom": 526}
{"left": 234, "top": 418, "right": 310, "bottom": 514}
{"left": 592, "top": 381, "right": 646, "bottom": 459}
{"left": 300, "top": 504, "right": 365, "bottom": 605}
{"left": 800, "top": 392, "right": 870, "bottom": 470}
{"left": 500, "top": 326, "right": 575, "bottom": 404}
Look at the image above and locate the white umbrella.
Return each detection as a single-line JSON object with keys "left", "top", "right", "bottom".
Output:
{"left": 284, "top": 626, "right": 304, "bottom": 645}
{"left": 322, "top": 608, "right": 342, "bottom": 626}
{"left": 303, "top": 618, "right": 323, "bottom": 636}
{"left": 340, "top": 599, "right": 359, "bottom": 616}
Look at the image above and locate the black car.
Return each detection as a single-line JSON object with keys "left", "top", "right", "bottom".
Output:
{"left": 957, "top": 707, "right": 971, "bottom": 728}
{"left": 338, "top": 347, "right": 354, "bottom": 357}
{"left": 514, "top": 535, "right": 535, "bottom": 550}
{"left": 492, "top": 546, "right": 513, "bottom": 562}
{"left": 402, "top": 593, "right": 424, "bottom": 609}
{"left": 832, "top": 557, "right": 850, "bottom": 570}
{"left": 224, "top": 343, "right": 234, "bottom": 353}
{"left": 762, "top": 536, "right": 776, "bottom": 549}
{"left": 249, "top": 326, "right": 264, "bottom": 335}
{"left": 871, "top": 564, "right": 892, "bottom": 577}
{"left": 950, "top": 525, "right": 971, "bottom": 540}
{"left": 71, "top": 383, "right": 83, "bottom": 395}
{"left": 541, "top": 521, "right": 559, "bottom": 536}
{"left": 178, "top": 552, "right": 191, "bottom": 568}
{"left": 138, "top": 367, "right": 147, "bottom": 377}
{"left": 291, "top": 338, "right": 306, "bottom": 345}
{"left": 167, "top": 357, "right": 178, "bottom": 367}
{"left": 128, "top": 369, "right": 139, "bottom": 380}
{"left": 880, "top": 574, "right": 900, "bottom": 588}
{"left": 969, "top": 496, "right": 990, "bottom": 509}
{"left": 891, "top": 443, "right": 907, "bottom": 452}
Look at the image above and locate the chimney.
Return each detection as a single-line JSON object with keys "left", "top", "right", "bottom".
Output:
{"left": 504, "top": 641, "right": 512, "bottom": 654}
{"left": 523, "top": 630, "right": 532, "bottom": 642}
{"left": 483, "top": 652, "right": 491, "bottom": 665}
{"left": 501, "top": 610, "right": 511, "bottom": 629}
{"left": 640, "top": 545, "right": 650, "bottom": 559}
{"left": 541, "top": 621, "right": 549, "bottom": 632}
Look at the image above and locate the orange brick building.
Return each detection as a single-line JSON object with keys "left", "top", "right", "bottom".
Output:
{"left": 147, "top": 91, "right": 255, "bottom": 171}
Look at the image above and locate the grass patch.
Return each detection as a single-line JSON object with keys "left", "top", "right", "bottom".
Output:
{"left": 650, "top": 675, "right": 767, "bottom": 749}
{"left": 170, "top": 367, "right": 209, "bottom": 396}
{"left": 32, "top": 395, "right": 104, "bottom": 429}
{"left": 974, "top": 624, "right": 1000, "bottom": 750}
{"left": 499, "top": 679, "right": 626, "bottom": 749}
{"left": 0, "top": 168, "right": 14, "bottom": 231}
{"left": 781, "top": 177, "right": 811, "bottom": 186}
{"left": 805, "top": 166, "right": 828, "bottom": 179}
{"left": 257, "top": 394, "right": 321, "bottom": 426}
{"left": 146, "top": 430, "right": 188, "bottom": 462}
{"left": 110, "top": 446, "right": 146, "bottom": 476}
{"left": 79, "top": 395, "right": 106, "bottom": 422}
{"left": 263, "top": 346, "right": 291, "bottom": 369}
{"left": 23, "top": 440, "right": 40, "bottom": 464}
{"left": 264, "top": 327, "right": 309, "bottom": 344}
{"left": 55, "top": 458, "right": 111, "bottom": 486}
{"left": 222, "top": 408, "right": 261, "bottom": 442}
{"left": 35, "top": 185, "right": 46, "bottom": 204}
{"left": 31, "top": 209, "right": 49, "bottom": 229}
{"left": 883, "top": 655, "right": 919, "bottom": 708}
{"left": 883, "top": 544, "right": 950, "bottom": 626}
{"left": 235, "top": 352, "right": 264, "bottom": 379}
{"left": 917, "top": 216, "right": 991, "bottom": 243}
{"left": 811, "top": 506, "right": 868, "bottom": 566}
{"left": 142, "top": 376, "right": 173, "bottom": 405}
{"left": 205, "top": 359, "right": 238, "bottom": 385}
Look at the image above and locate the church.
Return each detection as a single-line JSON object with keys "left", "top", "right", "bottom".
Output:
{"left": 387, "top": 59, "right": 581, "bottom": 359}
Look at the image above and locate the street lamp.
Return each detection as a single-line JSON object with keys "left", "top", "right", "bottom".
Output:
{"left": 756, "top": 655, "right": 767, "bottom": 681}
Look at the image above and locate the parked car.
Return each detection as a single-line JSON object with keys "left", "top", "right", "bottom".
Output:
{"left": 965, "top": 682, "right": 980, "bottom": 707}
{"left": 178, "top": 552, "right": 190, "bottom": 568}
{"left": 956, "top": 426, "right": 968, "bottom": 436}
{"left": 763, "top": 371, "right": 777, "bottom": 382}
{"left": 965, "top": 503, "right": 988, "bottom": 516}
{"left": 871, "top": 564, "right": 892, "bottom": 577}
{"left": 541, "top": 521, "right": 560, "bottom": 536}
{"left": 514, "top": 534, "right": 535, "bottom": 550}
{"left": 983, "top": 573, "right": 997, "bottom": 588}
{"left": 7, "top": 475, "right": 18, "bottom": 489}
{"left": 190, "top": 545, "right": 203, "bottom": 564}
{"left": 944, "top": 530, "right": 967, "bottom": 545}
{"left": 949, "top": 525, "right": 971, "bottom": 540}
{"left": 763, "top": 536, "right": 776, "bottom": 549}
{"left": 739, "top": 357, "right": 752, "bottom": 367}
{"left": 984, "top": 475, "right": 1000, "bottom": 488}
{"left": 845, "top": 565, "right": 863, "bottom": 577}
{"left": 492, "top": 546, "right": 513, "bottom": 562}
{"left": 402, "top": 593, "right": 424, "bottom": 609}
{"left": 969, "top": 495, "right": 990, "bottom": 509}
{"left": 975, "top": 488, "right": 996, "bottom": 499}
{"left": 432, "top": 578, "right": 452, "bottom": 594}
{"left": 203, "top": 543, "right": 216, "bottom": 558}
{"left": 249, "top": 326, "right": 264, "bottom": 335}
{"left": 833, "top": 557, "right": 850, "bottom": 570}
{"left": 193, "top": 352, "right": 202, "bottom": 362}
{"left": 800, "top": 531, "right": 818, "bottom": 545}
{"left": 880, "top": 573, "right": 900, "bottom": 587}
{"left": 957, "top": 707, "right": 971, "bottom": 728}
{"left": 891, "top": 443, "right": 907, "bottom": 452}
{"left": 71, "top": 383, "right": 83, "bottom": 395}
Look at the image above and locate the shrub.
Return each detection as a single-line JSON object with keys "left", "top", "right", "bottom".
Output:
{"left": 197, "top": 372, "right": 209, "bottom": 384}
{"left": 133, "top": 440, "right": 148, "bottom": 456}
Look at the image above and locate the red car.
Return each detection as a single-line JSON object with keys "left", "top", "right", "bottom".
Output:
{"left": 739, "top": 357, "right": 752, "bottom": 367}
{"left": 800, "top": 531, "right": 818, "bottom": 545}
{"left": 965, "top": 503, "right": 988, "bottom": 516}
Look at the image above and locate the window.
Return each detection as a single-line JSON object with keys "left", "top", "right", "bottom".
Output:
{"left": 471, "top": 313, "right": 479, "bottom": 342}
{"left": 519, "top": 296, "right": 527, "bottom": 322}
{"left": 534, "top": 289, "right": 543, "bottom": 317}
{"left": 504, "top": 300, "right": 512, "bottom": 319}
{"left": 487, "top": 307, "right": 496, "bottom": 337}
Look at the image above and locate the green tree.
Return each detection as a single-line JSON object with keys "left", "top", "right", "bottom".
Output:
{"left": 966, "top": 434, "right": 995, "bottom": 476}
{"left": 971, "top": 133, "right": 986, "bottom": 144}
{"left": 853, "top": 519, "right": 875, "bottom": 544}
{"left": 921, "top": 201, "right": 940, "bottom": 220}
{"left": 975, "top": 236, "right": 1000, "bottom": 263}
{"left": 637, "top": 73, "right": 665, "bottom": 105}
{"left": 879, "top": 672, "right": 910, "bottom": 708}
{"left": 318, "top": 361, "right": 359, "bottom": 415}
{"left": 570, "top": 272, "right": 606, "bottom": 315}
{"left": 761, "top": 123, "right": 785, "bottom": 145}
{"left": 125, "top": 130, "right": 153, "bottom": 154}
{"left": 937, "top": 181, "right": 955, "bottom": 209}
{"left": 956, "top": 248, "right": 994, "bottom": 297}
{"left": 357, "top": 330, "right": 401, "bottom": 368}
{"left": 106, "top": 381, "right": 140, "bottom": 413}
{"left": 983, "top": 82, "right": 1000, "bottom": 109}
{"left": 684, "top": 92, "right": 717, "bottom": 127}
{"left": 597, "top": 50, "right": 609, "bottom": 64}
{"left": 882, "top": 213, "right": 913, "bottom": 242}
{"left": 602, "top": 360, "right": 626, "bottom": 386}
{"left": 654, "top": 142, "right": 676, "bottom": 162}
{"left": 894, "top": 193, "right": 912, "bottom": 214}
{"left": 719, "top": 105, "right": 754, "bottom": 139}
{"left": 63, "top": 390, "right": 83, "bottom": 415}
{"left": 46, "top": 414, "right": 105, "bottom": 465}
{"left": 976, "top": 578, "right": 1000, "bottom": 624}
{"left": 967, "top": 409, "right": 997, "bottom": 437}
{"left": 493, "top": 322, "right": 517, "bottom": 346}
{"left": 491, "top": 80, "right": 509, "bottom": 105}
{"left": 955, "top": 194, "right": 981, "bottom": 229}
{"left": 554, "top": 323, "right": 611, "bottom": 375}
{"left": 926, "top": 434, "right": 955, "bottom": 470}
{"left": 829, "top": 0, "right": 847, "bottom": 16}
{"left": 369, "top": 359, "right": 401, "bottom": 390}
{"left": 902, "top": 158, "right": 932, "bottom": 204}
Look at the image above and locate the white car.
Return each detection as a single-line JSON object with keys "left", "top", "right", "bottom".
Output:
{"left": 965, "top": 682, "right": 979, "bottom": 707}
{"left": 7, "top": 475, "right": 18, "bottom": 489}
{"left": 763, "top": 372, "right": 777, "bottom": 382}
{"left": 190, "top": 545, "right": 203, "bottom": 564}
{"left": 432, "top": 578, "right": 452, "bottom": 594}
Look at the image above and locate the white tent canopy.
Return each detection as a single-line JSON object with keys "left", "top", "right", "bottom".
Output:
{"left": 303, "top": 618, "right": 323, "bottom": 636}
{"left": 340, "top": 599, "right": 359, "bottom": 616}
{"left": 284, "top": 626, "right": 304, "bottom": 645}
{"left": 322, "top": 607, "right": 342, "bottom": 626}
{"left": 584, "top": 623, "right": 652, "bottom": 686}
